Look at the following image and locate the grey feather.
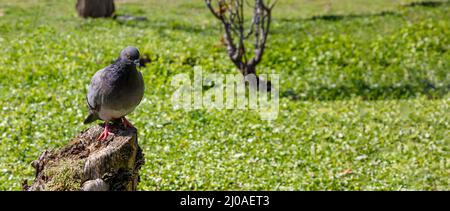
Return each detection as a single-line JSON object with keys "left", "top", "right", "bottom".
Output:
{"left": 84, "top": 46, "right": 145, "bottom": 123}
{"left": 83, "top": 111, "right": 99, "bottom": 124}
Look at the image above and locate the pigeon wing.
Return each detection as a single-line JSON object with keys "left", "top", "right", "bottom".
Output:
{"left": 84, "top": 68, "right": 109, "bottom": 124}
{"left": 87, "top": 68, "right": 108, "bottom": 112}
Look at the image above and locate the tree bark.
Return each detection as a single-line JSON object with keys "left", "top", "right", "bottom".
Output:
{"left": 76, "top": 0, "right": 115, "bottom": 18}
{"left": 240, "top": 65, "right": 272, "bottom": 92}
{"left": 23, "top": 124, "right": 145, "bottom": 191}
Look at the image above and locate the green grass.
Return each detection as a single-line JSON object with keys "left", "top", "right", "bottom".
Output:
{"left": 0, "top": 0, "right": 449, "bottom": 190}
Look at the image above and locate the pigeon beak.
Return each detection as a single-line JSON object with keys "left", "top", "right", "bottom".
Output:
{"left": 134, "top": 59, "right": 140, "bottom": 67}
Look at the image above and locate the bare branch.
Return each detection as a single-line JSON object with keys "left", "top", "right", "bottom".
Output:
{"left": 269, "top": 0, "right": 278, "bottom": 9}
{"left": 205, "top": 0, "right": 222, "bottom": 20}
{"left": 248, "top": 0, "right": 273, "bottom": 67}
{"left": 244, "top": 3, "right": 258, "bottom": 39}
{"left": 205, "top": 0, "right": 275, "bottom": 75}
{"left": 205, "top": 0, "right": 242, "bottom": 68}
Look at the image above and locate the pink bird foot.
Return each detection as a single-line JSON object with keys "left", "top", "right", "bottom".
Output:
{"left": 121, "top": 117, "right": 135, "bottom": 129}
{"left": 97, "top": 122, "right": 113, "bottom": 141}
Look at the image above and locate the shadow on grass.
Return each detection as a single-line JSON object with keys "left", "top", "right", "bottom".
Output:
{"left": 115, "top": 15, "right": 206, "bottom": 35}
{"left": 308, "top": 11, "right": 398, "bottom": 22}
{"left": 279, "top": 1, "right": 448, "bottom": 23}
{"left": 404, "top": 1, "right": 448, "bottom": 7}
{"left": 282, "top": 79, "right": 449, "bottom": 101}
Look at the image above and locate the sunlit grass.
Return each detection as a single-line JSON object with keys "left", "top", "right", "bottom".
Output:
{"left": 0, "top": 0, "right": 448, "bottom": 190}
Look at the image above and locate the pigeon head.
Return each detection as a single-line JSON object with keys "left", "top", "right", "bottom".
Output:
{"left": 120, "top": 46, "right": 140, "bottom": 66}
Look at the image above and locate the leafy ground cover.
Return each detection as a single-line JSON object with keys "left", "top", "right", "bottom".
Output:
{"left": 0, "top": 0, "right": 448, "bottom": 190}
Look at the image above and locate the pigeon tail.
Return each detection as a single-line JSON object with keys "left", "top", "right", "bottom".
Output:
{"left": 83, "top": 112, "right": 99, "bottom": 124}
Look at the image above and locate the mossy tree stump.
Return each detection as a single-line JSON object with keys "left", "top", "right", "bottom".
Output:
{"left": 24, "top": 124, "right": 144, "bottom": 191}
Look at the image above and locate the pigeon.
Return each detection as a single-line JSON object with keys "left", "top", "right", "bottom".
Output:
{"left": 84, "top": 46, "right": 145, "bottom": 141}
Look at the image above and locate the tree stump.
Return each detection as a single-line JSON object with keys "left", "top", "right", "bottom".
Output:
{"left": 24, "top": 124, "right": 145, "bottom": 191}
{"left": 76, "top": 0, "right": 115, "bottom": 18}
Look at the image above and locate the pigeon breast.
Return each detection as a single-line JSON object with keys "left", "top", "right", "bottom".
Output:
{"left": 87, "top": 60, "right": 144, "bottom": 121}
